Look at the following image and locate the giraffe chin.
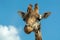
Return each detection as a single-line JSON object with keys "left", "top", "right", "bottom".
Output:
{"left": 24, "top": 25, "right": 33, "bottom": 34}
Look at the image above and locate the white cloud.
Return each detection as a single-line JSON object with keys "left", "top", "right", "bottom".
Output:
{"left": 0, "top": 25, "right": 20, "bottom": 40}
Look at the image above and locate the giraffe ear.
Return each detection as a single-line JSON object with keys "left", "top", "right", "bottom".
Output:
{"left": 43, "top": 12, "right": 51, "bottom": 18}
{"left": 18, "top": 11, "right": 25, "bottom": 18}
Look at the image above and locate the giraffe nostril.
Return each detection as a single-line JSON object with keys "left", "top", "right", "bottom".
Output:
{"left": 24, "top": 25, "right": 33, "bottom": 34}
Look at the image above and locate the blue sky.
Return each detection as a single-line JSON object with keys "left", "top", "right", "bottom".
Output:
{"left": 0, "top": 0, "right": 60, "bottom": 40}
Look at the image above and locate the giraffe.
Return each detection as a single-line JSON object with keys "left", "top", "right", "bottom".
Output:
{"left": 18, "top": 3, "right": 51, "bottom": 40}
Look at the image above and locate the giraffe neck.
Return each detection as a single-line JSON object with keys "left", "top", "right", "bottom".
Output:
{"left": 35, "top": 30, "right": 42, "bottom": 40}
